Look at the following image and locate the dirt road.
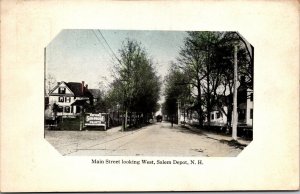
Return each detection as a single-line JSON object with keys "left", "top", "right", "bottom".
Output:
{"left": 45, "top": 122, "right": 249, "bottom": 156}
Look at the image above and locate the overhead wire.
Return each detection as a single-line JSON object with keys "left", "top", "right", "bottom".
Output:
{"left": 96, "top": 30, "right": 123, "bottom": 66}
{"left": 91, "top": 29, "right": 116, "bottom": 64}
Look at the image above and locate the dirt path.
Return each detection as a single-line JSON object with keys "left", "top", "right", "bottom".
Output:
{"left": 45, "top": 122, "right": 248, "bottom": 156}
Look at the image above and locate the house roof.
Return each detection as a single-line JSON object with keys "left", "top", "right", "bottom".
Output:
{"left": 88, "top": 89, "right": 101, "bottom": 98}
{"left": 65, "top": 82, "right": 85, "bottom": 97}
{"left": 49, "top": 81, "right": 98, "bottom": 99}
{"left": 64, "top": 82, "right": 93, "bottom": 97}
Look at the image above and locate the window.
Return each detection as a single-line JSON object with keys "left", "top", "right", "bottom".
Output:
{"left": 58, "top": 87, "right": 66, "bottom": 94}
{"left": 65, "top": 106, "right": 70, "bottom": 113}
{"left": 239, "top": 109, "right": 246, "bottom": 120}
{"left": 58, "top": 96, "right": 64, "bottom": 102}
{"left": 250, "top": 93, "right": 253, "bottom": 101}
{"left": 65, "top": 97, "right": 71, "bottom": 103}
{"left": 57, "top": 106, "right": 63, "bottom": 112}
{"left": 216, "top": 112, "right": 221, "bottom": 119}
{"left": 250, "top": 109, "right": 253, "bottom": 119}
{"left": 211, "top": 113, "right": 214, "bottom": 120}
{"left": 76, "top": 106, "right": 81, "bottom": 113}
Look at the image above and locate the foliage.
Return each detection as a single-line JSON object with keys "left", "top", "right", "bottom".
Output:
{"left": 104, "top": 39, "right": 161, "bottom": 125}
{"left": 162, "top": 65, "right": 190, "bottom": 117}
{"left": 164, "top": 31, "right": 253, "bottom": 126}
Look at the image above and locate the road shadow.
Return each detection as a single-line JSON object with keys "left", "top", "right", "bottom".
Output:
{"left": 218, "top": 139, "right": 247, "bottom": 150}
{"left": 122, "top": 122, "right": 154, "bottom": 132}
{"left": 190, "top": 124, "right": 253, "bottom": 140}
{"left": 176, "top": 125, "right": 207, "bottom": 136}
{"left": 83, "top": 126, "right": 107, "bottom": 131}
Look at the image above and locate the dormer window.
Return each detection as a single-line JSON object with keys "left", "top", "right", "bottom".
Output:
{"left": 58, "top": 87, "right": 66, "bottom": 94}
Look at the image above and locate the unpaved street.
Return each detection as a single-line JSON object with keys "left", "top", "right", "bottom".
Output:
{"left": 45, "top": 122, "right": 250, "bottom": 156}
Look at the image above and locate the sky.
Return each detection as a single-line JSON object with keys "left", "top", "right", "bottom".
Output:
{"left": 46, "top": 29, "right": 188, "bottom": 90}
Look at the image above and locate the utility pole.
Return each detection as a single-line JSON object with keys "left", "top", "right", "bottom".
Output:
{"left": 107, "top": 109, "right": 110, "bottom": 129}
{"left": 232, "top": 45, "right": 238, "bottom": 140}
{"left": 177, "top": 101, "right": 181, "bottom": 125}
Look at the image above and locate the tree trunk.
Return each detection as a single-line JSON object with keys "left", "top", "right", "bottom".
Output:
{"left": 197, "top": 80, "right": 203, "bottom": 127}
{"left": 206, "top": 47, "right": 212, "bottom": 125}
{"left": 183, "top": 107, "right": 186, "bottom": 125}
{"left": 124, "top": 110, "right": 128, "bottom": 130}
{"left": 129, "top": 112, "right": 132, "bottom": 127}
{"left": 227, "top": 105, "right": 232, "bottom": 133}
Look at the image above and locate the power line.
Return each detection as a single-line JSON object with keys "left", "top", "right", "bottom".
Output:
{"left": 97, "top": 30, "right": 123, "bottom": 66}
{"left": 91, "top": 30, "right": 116, "bottom": 63}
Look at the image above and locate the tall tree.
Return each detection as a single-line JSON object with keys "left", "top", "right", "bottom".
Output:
{"left": 110, "top": 39, "right": 161, "bottom": 128}
{"left": 163, "top": 65, "right": 190, "bottom": 125}
{"left": 177, "top": 31, "right": 253, "bottom": 127}
{"left": 177, "top": 32, "right": 222, "bottom": 125}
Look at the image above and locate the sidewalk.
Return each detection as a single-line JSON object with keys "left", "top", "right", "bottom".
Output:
{"left": 179, "top": 124, "right": 251, "bottom": 147}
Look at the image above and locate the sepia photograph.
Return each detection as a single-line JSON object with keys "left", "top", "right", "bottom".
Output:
{"left": 44, "top": 30, "right": 254, "bottom": 157}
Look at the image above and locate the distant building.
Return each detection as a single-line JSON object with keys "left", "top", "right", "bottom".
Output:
{"left": 88, "top": 89, "right": 101, "bottom": 104}
{"left": 207, "top": 105, "right": 229, "bottom": 127}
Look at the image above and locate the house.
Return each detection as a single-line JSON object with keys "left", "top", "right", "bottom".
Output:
{"left": 48, "top": 81, "right": 93, "bottom": 117}
{"left": 205, "top": 77, "right": 253, "bottom": 128}
{"left": 208, "top": 105, "right": 229, "bottom": 127}
{"left": 237, "top": 87, "right": 253, "bottom": 127}
{"left": 88, "top": 89, "right": 101, "bottom": 104}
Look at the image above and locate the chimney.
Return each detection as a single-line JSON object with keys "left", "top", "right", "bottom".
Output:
{"left": 57, "top": 82, "right": 60, "bottom": 85}
{"left": 85, "top": 84, "right": 88, "bottom": 91}
{"left": 81, "top": 81, "right": 85, "bottom": 93}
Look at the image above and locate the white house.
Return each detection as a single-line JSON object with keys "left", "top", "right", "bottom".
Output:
{"left": 208, "top": 106, "right": 228, "bottom": 127}
{"left": 238, "top": 88, "right": 253, "bottom": 127}
{"left": 48, "top": 81, "right": 92, "bottom": 117}
{"left": 204, "top": 88, "right": 253, "bottom": 128}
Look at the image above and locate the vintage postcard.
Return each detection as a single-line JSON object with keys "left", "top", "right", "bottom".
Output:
{"left": 1, "top": 0, "right": 299, "bottom": 192}
{"left": 44, "top": 29, "right": 253, "bottom": 157}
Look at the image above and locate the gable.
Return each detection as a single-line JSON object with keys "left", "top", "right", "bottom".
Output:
{"left": 49, "top": 82, "right": 74, "bottom": 96}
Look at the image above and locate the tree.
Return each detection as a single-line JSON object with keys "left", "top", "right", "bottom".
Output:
{"left": 110, "top": 39, "right": 161, "bottom": 129}
{"left": 163, "top": 65, "right": 190, "bottom": 126}
{"left": 46, "top": 73, "right": 57, "bottom": 95}
{"left": 177, "top": 31, "right": 253, "bottom": 128}
{"left": 93, "top": 78, "right": 117, "bottom": 113}
{"left": 177, "top": 32, "right": 222, "bottom": 125}
{"left": 213, "top": 32, "right": 253, "bottom": 128}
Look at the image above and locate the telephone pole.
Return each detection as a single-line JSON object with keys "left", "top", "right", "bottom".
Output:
{"left": 177, "top": 101, "right": 181, "bottom": 125}
{"left": 232, "top": 45, "right": 238, "bottom": 140}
